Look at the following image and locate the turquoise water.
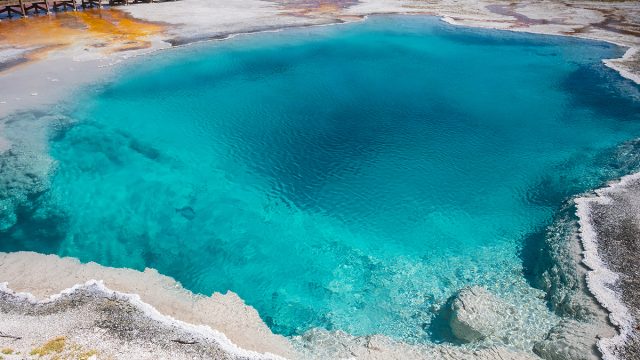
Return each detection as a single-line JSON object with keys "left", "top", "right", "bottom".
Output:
{"left": 3, "top": 16, "right": 640, "bottom": 343}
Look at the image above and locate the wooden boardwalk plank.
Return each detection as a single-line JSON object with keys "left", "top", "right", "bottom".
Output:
{"left": 52, "top": 0, "right": 78, "bottom": 11}
{"left": 0, "top": 0, "right": 177, "bottom": 19}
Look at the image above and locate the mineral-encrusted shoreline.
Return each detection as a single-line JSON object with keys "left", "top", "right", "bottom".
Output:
{"left": 0, "top": 252, "right": 540, "bottom": 359}
{"left": 0, "top": 280, "right": 283, "bottom": 360}
{"left": 576, "top": 172, "right": 640, "bottom": 359}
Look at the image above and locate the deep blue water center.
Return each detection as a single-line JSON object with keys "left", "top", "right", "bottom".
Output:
{"left": 4, "top": 16, "right": 640, "bottom": 342}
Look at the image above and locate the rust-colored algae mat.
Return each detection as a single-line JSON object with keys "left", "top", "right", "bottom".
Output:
{"left": 0, "top": 9, "right": 165, "bottom": 70}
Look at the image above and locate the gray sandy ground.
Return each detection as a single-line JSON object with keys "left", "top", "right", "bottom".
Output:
{"left": 0, "top": 283, "right": 275, "bottom": 360}
{"left": 581, "top": 173, "right": 640, "bottom": 359}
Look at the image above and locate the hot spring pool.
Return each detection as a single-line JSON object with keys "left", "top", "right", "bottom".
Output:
{"left": 3, "top": 16, "right": 640, "bottom": 347}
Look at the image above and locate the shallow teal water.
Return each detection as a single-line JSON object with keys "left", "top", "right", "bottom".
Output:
{"left": 3, "top": 16, "right": 640, "bottom": 343}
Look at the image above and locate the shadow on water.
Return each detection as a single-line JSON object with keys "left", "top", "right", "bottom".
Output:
{"left": 0, "top": 195, "right": 69, "bottom": 255}
{"left": 561, "top": 63, "right": 640, "bottom": 121}
{"left": 427, "top": 295, "right": 464, "bottom": 344}
{"left": 520, "top": 218, "right": 571, "bottom": 315}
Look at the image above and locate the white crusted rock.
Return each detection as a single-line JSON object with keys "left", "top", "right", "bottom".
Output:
{"left": 449, "top": 286, "right": 519, "bottom": 342}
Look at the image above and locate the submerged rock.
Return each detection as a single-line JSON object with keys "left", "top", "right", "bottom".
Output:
{"left": 0, "top": 114, "right": 62, "bottom": 232}
{"left": 449, "top": 286, "right": 519, "bottom": 343}
{"left": 176, "top": 206, "right": 196, "bottom": 220}
{"left": 0, "top": 198, "right": 17, "bottom": 231}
